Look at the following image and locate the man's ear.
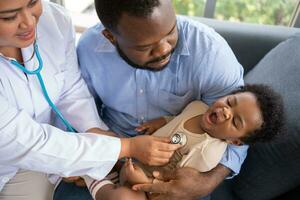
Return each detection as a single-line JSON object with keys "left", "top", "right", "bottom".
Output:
{"left": 102, "top": 29, "right": 116, "bottom": 45}
{"left": 226, "top": 139, "right": 243, "bottom": 146}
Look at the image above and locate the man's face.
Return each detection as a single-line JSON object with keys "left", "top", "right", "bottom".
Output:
{"left": 200, "top": 92, "right": 263, "bottom": 145}
{"left": 102, "top": 0, "right": 178, "bottom": 71}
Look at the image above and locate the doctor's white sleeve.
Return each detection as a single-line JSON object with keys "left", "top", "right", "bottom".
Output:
{"left": 0, "top": 96, "right": 120, "bottom": 179}
{"left": 54, "top": 10, "right": 107, "bottom": 133}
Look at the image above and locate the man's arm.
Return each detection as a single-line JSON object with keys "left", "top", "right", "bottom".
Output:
{"left": 86, "top": 127, "right": 117, "bottom": 137}
{"left": 133, "top": 164, "right": 230, "bottom": 200}
{"left": 135, "top": 117, "right": 170, "bottom": 135}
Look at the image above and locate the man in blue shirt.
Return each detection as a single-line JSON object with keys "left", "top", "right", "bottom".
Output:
{"left": 77, "top": 0, "right": 248, "bottom": 199}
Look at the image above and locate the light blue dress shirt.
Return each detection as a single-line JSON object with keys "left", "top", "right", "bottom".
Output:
{"left": 77, "top": 16, "right": 248, "bottom": 176}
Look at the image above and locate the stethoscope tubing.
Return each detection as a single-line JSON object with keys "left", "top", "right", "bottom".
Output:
{"left": 1, "top": 42, "right": 76, "bottom": 132}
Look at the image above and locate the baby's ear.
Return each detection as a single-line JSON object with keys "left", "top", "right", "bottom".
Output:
{"left": 226, "top": 139, "right": 244, "bottom": 146}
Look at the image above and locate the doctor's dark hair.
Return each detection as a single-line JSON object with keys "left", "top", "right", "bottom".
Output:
{"left": 94, "top": 0, "right": 160, "bottom": 32}
{"left": 231, "top": 84, "right": 285, "bottom": 145}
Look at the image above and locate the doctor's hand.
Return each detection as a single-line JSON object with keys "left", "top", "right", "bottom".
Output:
{"left": 120, "top": 135, "right": 181, "bottom": 166}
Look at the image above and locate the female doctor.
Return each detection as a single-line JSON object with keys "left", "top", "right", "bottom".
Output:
{"left": 0, "top": 0, "right": 179, "bottom": 199}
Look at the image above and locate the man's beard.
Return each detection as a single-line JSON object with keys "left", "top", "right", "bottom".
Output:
{"left": 116, "top": 44, "right": 173, "bottom": 72}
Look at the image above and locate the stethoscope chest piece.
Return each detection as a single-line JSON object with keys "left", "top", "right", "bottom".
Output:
{"left": 171, "top": 132, "right": 187, "bottom": 146}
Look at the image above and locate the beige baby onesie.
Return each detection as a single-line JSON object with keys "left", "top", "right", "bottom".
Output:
{"left": 142, "top": 101, "right": 227, "bottom": 175}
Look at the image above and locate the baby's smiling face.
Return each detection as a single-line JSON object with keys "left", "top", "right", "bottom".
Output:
{"left": 200, "top": 92, "right": 263, "bottom": 145}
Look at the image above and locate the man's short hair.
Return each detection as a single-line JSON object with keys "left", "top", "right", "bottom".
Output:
{"left": 94, "top": 0, "right": 161, "bottom": 32}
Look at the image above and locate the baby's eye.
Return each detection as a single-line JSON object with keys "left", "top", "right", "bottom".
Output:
{"left": 135, "top": 47, "right": 151, "bottom": 52}
{"left": 1, "top": 15, "right": 17, "bottom": 21}
{"left": 227, "top": 98, "right": 231, "bottom": 107}
{"left": 232, "top": 118, "right": 238, "bottom": 128}
{"left": 28, "top": 0, "right": 39, "bottom": 8}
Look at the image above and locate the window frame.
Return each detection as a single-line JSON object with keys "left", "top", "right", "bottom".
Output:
{"left": 50, "top": 0, "right": 300, "bottom": 29}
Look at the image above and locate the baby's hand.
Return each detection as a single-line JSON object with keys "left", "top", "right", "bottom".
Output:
{"left": 135, "top": 117, "right": 167, "bottom": 135}
{"left": 120, "top": 158, "right": 151, "bottom": 186}
{"left": 63, "top": 176, "right": 86, "bottom": 187}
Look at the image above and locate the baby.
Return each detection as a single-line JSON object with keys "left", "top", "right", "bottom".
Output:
{"left": 84, "top": 84, "right": 285, "bottom": 200}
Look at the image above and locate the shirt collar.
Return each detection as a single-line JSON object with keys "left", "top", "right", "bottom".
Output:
{"left": 94, "top": 24, "right": 116, "bottom": 53}
{"left": 94, "top": 36, "right": 116, "bottom": 53}
{"left": 0, "top": 52, "right": 19, "bottom": 62}
{"left": 173, "top": 25, "right": 190, "bottom": 57}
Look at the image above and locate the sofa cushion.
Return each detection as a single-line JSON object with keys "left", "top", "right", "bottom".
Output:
{"left": 232, "top": 34, "right": 300, "bottom": 200}
{"left": 196, "top": 17, "right": 300, "bottom": 73}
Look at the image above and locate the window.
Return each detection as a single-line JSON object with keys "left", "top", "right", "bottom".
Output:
{"left": 63, "top": 0, "right": 98, "bottom": 30}
{"left": 174, "top": 0, "right": 299, "bottom": 26}
{"left": 173, "top": 0, "right": 206, "bottom": 16}
{"left": 50, "top": 0, "right": 98, "bottom": 32}
{"left": 50, "top": 0, "right": 300, "bottom": 30}
{"left": 214, "top": 0, "right": 298, "bottom": 26}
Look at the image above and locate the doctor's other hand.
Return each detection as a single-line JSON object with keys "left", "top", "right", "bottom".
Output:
{"left": 135, "top": 117, "right": 167, "bottom": 135}
{"left": 120, "top": 135, "right": 181, "bottom": 166}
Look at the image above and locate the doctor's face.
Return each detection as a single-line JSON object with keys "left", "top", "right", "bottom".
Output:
{"left": 0, "top": 0, "right": 42, "bottom": 49}
{"left": 102, "top": 0, "right": 178, "bottom": 71}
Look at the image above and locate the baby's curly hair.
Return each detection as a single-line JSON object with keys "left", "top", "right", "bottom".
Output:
{"left": 94, "top": 0, "right": 160, "bottom": 32}
{"left": 232, "top": 84, "right": 285, "bottom": 145}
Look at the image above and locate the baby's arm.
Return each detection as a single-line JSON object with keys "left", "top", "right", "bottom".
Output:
{"left": 120, "top": 158, "right": 153, "bottom": 186}
{"left": 135, "top": 116, "right": 174, "bottom": 135}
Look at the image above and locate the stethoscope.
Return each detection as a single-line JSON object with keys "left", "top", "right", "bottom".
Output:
{"left": 171, "top": 132, "right": 187, "bottom": 145}
{"left": 0, "top": 42, "right": 76, "bottom": 132}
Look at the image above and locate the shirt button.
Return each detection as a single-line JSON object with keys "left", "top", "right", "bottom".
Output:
{"left": 139, "top": 89, "right": 144, "bottom": 94}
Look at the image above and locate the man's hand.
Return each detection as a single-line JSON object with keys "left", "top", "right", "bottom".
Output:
{"left": 120, "top": 135, "right": 181, "bottom": 166}
{"left": 135, "top": 117, "right": 167, "bottom": 135}
{"left": 132, "top": 165, "right": 230, "bottom": 200}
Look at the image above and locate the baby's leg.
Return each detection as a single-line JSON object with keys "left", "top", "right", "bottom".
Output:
{"left": 83, "top": 173, "right": 147, "bottom": 200}
{"left": 120, "top": 158, "right": 152, "bottom": 185}
{"left": 95, "top": 184, "right": 146, "bottom": 200}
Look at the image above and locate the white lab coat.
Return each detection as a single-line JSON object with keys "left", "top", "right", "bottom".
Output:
{"left": 0, "top": 1, "right": 120, "bottom": 191}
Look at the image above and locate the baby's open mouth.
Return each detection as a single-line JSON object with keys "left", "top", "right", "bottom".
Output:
{"left": 209, "top": 112, "right": 218, "bottom": 124}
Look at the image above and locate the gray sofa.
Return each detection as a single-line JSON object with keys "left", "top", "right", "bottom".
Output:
{"left": 194, "top": 17, "right": 300, "bottom": 200}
